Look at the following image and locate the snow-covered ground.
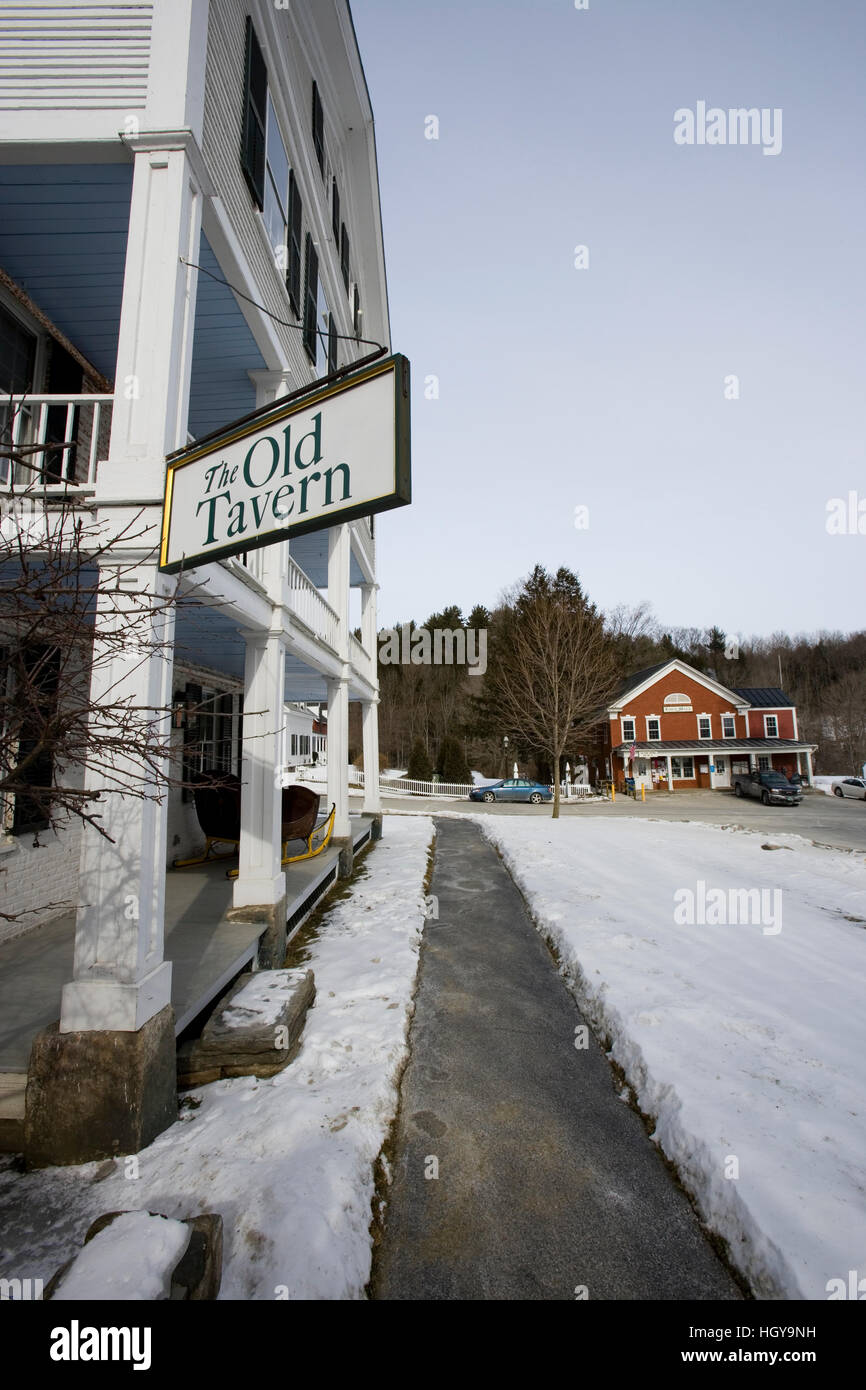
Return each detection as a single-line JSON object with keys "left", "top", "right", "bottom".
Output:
{"left": 476, "top": 814, "right": 866, "bottom": 1301}
{"left": 0, "top": 817, "right": 433, "bottom": 1300}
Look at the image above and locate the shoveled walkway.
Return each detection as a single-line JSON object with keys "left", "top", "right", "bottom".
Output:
{"left": 372, "top": 818, "right": 741, "bottom": 1301}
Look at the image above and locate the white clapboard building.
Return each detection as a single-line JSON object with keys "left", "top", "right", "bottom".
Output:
{"left": 0, "top": 0, "right": 392, "bottom": 1161}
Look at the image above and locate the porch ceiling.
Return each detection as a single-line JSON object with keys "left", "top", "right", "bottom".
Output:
{"left": 174, "top": 600, "right": 367, "bottom": 703}
{"left": 0, "top": 161, "right": 133, "bottom": 381}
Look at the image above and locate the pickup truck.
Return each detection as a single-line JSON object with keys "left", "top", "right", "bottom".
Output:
{"left": 732, "top": 770, "right": 802, "bottom": 806}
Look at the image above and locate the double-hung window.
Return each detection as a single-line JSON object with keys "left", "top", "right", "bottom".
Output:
{"left": 647, "top": 717, "right": 661, "bottom": 742}
{"left": 263, "top": 95, "right": 290, "bottom": 265}
{"left": 621, "top": 717, "right": 635, "bottom": 744}
{"left": 671, "top": 756, "right": 695, "bottom": 780}
{"left": 721, "top": 715, "right": 736, "bottom": 738}
{"left": 698, "top": 716, "right": 712, "bottom": 739}
{"left": 764, "top": 715, "right": 779, "bottom": 738}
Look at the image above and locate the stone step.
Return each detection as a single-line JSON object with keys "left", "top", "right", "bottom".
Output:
{"left": 0, "top": 1072, "right": 26, "bottom": 1153}
{"left": 177, "top": 968, "right": 315, "bottom": 1087}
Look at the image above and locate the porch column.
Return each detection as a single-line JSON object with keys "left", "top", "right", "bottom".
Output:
{"left": 804, "top": 749, "right": 814, "bottom": 786}
{"left": 60, "top": 563, "right": 176, "bottom": 1035}
{"left": 360, "top": 582, "right": 381, "bottom": 817}
{"left": 326, "top": 676, "right": 351, "bottom": 842}
{"left": 326, "top": 526, "right": 352, "bottom": 846}
{"left": 666, "top": 754, "right": 673, "bottom": 791}
{"left": 361, "top": 699, "right": 382, "bottom": 814}
{"left": 232, "top": 633, "right": 287, "bottom": 963}
{"left": 28, "top": 138, "right": 205, "bottom": 1166}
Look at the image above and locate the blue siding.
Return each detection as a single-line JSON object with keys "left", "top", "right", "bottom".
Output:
{"left": 187, "top": 233, "right": 264, "bottom": 441}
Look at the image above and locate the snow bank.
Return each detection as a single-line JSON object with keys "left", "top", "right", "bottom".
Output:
{"left": 52, "top": 1212, "right": 189, "bottom": 1301}
{"left": 0, "top": 817, "right": 433, "bottom": 1301}
{"left": 476, "top": 814, "right": 866, "bottom": 1300}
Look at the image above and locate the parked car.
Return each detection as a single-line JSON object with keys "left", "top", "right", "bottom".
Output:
{"left": 469, "top": 778, "right": 552, "bottom": 805}
{"left": 833, "top": 777, "right": 866, "bottom": 800}
{"left": 732, "top": 770, "right": 802, "bottom": 806}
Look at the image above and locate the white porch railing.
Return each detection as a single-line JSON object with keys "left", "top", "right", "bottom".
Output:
{"left": 1, "top": 393, "right": 113, "bottom": 487}
{"left": 350, "top": 771, "right": 603, "bottom": 801}
{"left": 350, "top": 631, "right": 374, "bottom": 681}
{"left": 232, "top": 544, "right": 267, "bottom": 586}
{"left": 286, "top": 555, "right": 340, "bottom": 651}
{"left": 351, "top": 770, "right": 472, "bottom": 799}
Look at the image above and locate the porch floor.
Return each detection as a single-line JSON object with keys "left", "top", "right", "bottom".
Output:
{"left": 0, "top": 815, "right": 374, "bottom": 1075}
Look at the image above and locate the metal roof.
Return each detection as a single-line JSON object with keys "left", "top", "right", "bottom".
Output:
{"left": 732, "top": 687, "right": 794, "bottom": 707}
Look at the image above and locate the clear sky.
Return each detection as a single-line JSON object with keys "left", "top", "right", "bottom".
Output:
{"left": 350, "top": 0, "right": 866, "bottom": 639}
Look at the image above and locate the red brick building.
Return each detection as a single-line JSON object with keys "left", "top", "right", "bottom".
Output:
{"left": 596, "top": 660, "right": 815, "bottom": 792}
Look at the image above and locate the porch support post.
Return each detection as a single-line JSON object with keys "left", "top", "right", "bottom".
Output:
{"left": 666, "top": 754, "right": 673, "bottom": 792}
{"left": 361, "top": 699, "right": 382, "bottom": 815}
{"left": 326, "top": 526, "right": 352, "bottom": 851}
{"left": 360, "top": 581, "right": 381, "bottom": 819}
{"left": 804, "top": 748, "right": 814, "bottom": 786}
{"left": 27, "top": 136, "right": 205, "bottom": 1166}
{"left": 232, "top": 633, "right": 287, "bottom": 964}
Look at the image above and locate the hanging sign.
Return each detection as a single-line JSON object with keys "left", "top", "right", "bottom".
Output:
{"left": 159, "top": 354, "right": 411, "bottom": 573}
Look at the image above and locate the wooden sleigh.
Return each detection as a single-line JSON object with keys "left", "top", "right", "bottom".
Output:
{"left": 172, "top": 773, "right": 336, "bottom": 872}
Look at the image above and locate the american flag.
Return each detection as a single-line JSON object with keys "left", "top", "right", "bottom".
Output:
{"left": 628, "top": 742, "right": 637, "bottom": 762}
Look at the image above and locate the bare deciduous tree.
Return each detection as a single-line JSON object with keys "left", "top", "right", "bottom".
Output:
{"left": 482, "top": 566, "right": 620, "bottom": 818}
{"left": 0, "top": 400, "right": 230, "bottom": 921}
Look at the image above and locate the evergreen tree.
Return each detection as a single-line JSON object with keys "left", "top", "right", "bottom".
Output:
{"left": 407, "top": 737, "right": 433, "bottom": 781}
{"left": 436, "top": 734, "right": 472, "bottom": 784}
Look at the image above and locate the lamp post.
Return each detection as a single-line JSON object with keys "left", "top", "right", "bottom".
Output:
{"left": 501, "top": 734, "right": 508, "bottom": 780}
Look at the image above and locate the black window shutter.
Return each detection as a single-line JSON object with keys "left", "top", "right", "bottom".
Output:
{"left": 286, "top": 170, "right": 303, "bottom": 315}
{"left": 340, "top": 224, "right": 350, "bottom": 293}
{"left": 331, "top": 179, "right": 340, "bottom": 241}
{"left": 327, "top": 314, "right": 338, "bottom": 375}
{"left": 303, "top": 233, "right": 319, "bottom": 362}
{"left": 241, "top": 16, "right": 267, "bottom": 209}
{"left": 312, "top": 81, "right": 324, "bottom": 173}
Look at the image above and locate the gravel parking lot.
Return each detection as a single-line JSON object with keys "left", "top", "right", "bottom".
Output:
{"left": 362, "top": 788, "right": 866, "bottom": 854}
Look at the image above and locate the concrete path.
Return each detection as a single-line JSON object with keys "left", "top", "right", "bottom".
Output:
{"left": 372, "top": 818, "right": 742, "bottom": 1301}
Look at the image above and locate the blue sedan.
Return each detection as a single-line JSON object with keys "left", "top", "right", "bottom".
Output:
{"left": 469, "top": 778, "right": 552, "bottom": 805}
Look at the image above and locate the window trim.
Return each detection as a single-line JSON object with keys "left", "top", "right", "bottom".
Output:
{"left": 721, "top": 714, "right": 736, "bottom": 739}
{"left": 621, "top": 717, "right": 636, "bottom": 744}
{"left": 697, "top": 714, "right": 712, "bottom": 739}
{"left": 764, "top": 714, "right": 779, "bottom": 738}
{"left": 645, "top": 715, "right": 661, "bottom": 742}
